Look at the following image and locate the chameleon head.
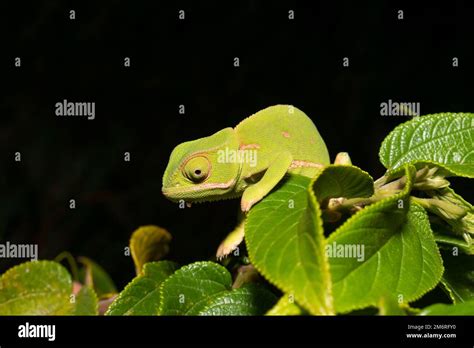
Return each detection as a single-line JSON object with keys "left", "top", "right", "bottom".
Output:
{"left": 162, "top": 127, "right": 242, "bottom": 203}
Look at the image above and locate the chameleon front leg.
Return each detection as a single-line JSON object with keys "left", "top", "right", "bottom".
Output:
{"left": 241, "top": 151, "right": 293, "bottom": 212}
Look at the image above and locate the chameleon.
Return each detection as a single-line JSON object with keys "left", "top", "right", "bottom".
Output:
{"left": 162, "top": 105, "right": 331, "bottom": 258}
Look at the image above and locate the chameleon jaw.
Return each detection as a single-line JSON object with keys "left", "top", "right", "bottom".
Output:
{"left": 162, "top": 178, "right": 237, "bottom": 200}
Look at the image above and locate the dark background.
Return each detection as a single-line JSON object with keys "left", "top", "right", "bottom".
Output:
{"left": 1, "top": 1, "right": 473, "bottom": 288}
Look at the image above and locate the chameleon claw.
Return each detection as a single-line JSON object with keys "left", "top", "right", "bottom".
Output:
{"left": 216, "top": 243, "right": 237, "bottom": 261}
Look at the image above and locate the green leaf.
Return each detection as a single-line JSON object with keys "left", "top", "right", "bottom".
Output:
{"left": 160, "top": 262, "right": 229, "bottom": 315}
{"left": 106, "top": 261, "right": 178, "bottom": 315}
{"left": 419, "top": 301, "right": 474, "bottom": 315}
{"left": 266, "top": 295, "right": 306, "bottom": 316}
{"left": 0, "top": 261, "right": 74, "bottom": 315}
{"left": 78, "top": 256, "right": 117, "bottom": 298}
{"left": 379, "top": 113, "right": 474, "bottom": 177}
{"left": 130, "top": 225, "right": 172, "bottom": 275}
{"left": 328, "top": 166, "right": 444, "bottom": 313}
{"left": 189, "top": 284, "right": 277, "bottom": 316}
{"left": 245, "top": 174, "right": 333, "bottom": 315}
{"left": 159, "top": 262, "right": 276, "bottom": 315}
{"left": 439, "top": 252, "right": 474, "bottom": 304}
{"left": 74, "top": 286, "right": 98, "bottom": 315}
{"left": 312, "top": 165, "right": 374, "bottom": 203}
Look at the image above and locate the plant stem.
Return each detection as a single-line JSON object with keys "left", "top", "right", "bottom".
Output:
{"left": 54, "top": 251, "right": 80, "bottom": 282}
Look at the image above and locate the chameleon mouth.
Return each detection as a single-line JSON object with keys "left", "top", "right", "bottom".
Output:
{"left": 162, "top": 178, "right": 236, "bottom": 199}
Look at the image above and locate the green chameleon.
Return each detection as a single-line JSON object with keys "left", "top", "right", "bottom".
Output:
{"left": 162, "top": 105, "right": 342, "bottom": 258}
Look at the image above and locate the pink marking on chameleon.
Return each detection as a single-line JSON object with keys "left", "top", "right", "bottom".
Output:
{"left": 282, "top": 131, "right": 290, "bottom": 138}
{"left": 239, "top": 143, "right": 260, "bottom": 150}
{"left": 289, "top": 160, "right": 324, "bottom": 169}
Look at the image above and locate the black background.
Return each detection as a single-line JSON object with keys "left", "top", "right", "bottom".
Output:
{"left": 1, "top": 1, "right": 473, "bottom": 288}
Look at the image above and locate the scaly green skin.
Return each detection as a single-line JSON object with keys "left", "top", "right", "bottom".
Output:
{"left": 162, "top": 105, "right": 330, "bottom": 257}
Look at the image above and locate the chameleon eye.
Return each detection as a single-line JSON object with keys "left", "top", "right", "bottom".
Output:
{"left": 183, "top": 156, "right": 211, "bottom": 183}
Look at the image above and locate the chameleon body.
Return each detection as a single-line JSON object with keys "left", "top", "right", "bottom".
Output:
{"left": 162, "top": 105, "right": 330, "bottom": 257}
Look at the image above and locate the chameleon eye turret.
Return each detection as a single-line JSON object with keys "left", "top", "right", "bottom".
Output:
{"left": 183, "top": 156, "right": 211, "bottom": 183}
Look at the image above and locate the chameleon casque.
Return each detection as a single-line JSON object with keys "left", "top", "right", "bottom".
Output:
{"left": 162, "top": 105, "right": 330, "bottom": 258}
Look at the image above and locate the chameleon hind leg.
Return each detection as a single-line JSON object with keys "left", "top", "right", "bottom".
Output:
{"left": 216, "top": 218, "right": 245, "bottom": 260}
